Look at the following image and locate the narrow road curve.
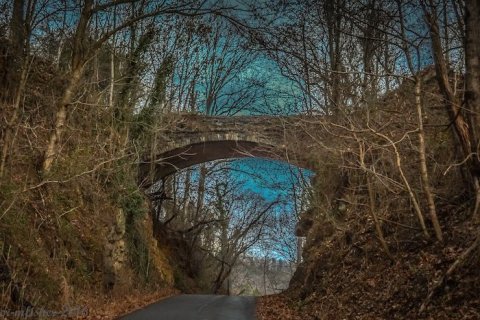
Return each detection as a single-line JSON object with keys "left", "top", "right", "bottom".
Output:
{"left": 119, "top": 294, "right": 256, "bottom": 320}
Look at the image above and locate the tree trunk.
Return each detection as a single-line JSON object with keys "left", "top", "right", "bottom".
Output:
{"left": 357, "top": 139, "right": 394, "bottom": 257}
{"left": 324, "top": 0, "right": 343, "bottom": 113}
{"left": 42, "top": 68, "right": 84, "bottom": 172}
{"left": 182, "top": 169, "right": 191, "bottom": 222}
{"left": 423, "top": 1, "right": 475, "bottom": 176}
{"left": 0, "top": 60, "right": 28, "bottom": 178}
{"left": 3, "top": 0, "right": 25, "bottom": 99}
{"left": 361, "top": 0, "right": 379, "bottom": 103}
{"left": 41, "top": 0, "right": 93, "bottom": 173}
{"left": 0, "top": 0, "right": 28, "bottom": 177}
{"left": 194, "top": 165, "right": 207, "bottom": 220}
{"left": 415, "top": 77, "right": 443, "bottom": 241}
{"left": 366, "top": 174, "right": 393, "bottom": 258}
{"left": 465, "top": 0, "right": 480, "bottom": 217}
{"left": 372, "top": 130, "right": 429, "bottom": 238}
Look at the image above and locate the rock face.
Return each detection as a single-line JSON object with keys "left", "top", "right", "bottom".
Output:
{"left": 104, "top": 208, "right": 127, "bottom": 289}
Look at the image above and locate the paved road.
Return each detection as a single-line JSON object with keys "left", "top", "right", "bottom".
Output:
{"left": 119, "top": 294, "right": 256, "bottom": 320}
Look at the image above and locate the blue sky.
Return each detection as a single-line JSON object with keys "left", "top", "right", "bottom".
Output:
{"left": 228, "top": 158, "right": 313, "bottom": 202}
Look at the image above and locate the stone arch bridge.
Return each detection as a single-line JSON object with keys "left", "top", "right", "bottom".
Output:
{"left": 138, "top": 113, "right": 325, "bottom": 188}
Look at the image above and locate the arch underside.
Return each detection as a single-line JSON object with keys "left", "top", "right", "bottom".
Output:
{"left": 138, "top": 140, "right": 310, "bottom": 188}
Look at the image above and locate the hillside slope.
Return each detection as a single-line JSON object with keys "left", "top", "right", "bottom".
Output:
{"left": 0, "top": 46, "right": 180, "bottom": 317}
{"left": 258, "top": 75, "right": 480, "bottom": 320}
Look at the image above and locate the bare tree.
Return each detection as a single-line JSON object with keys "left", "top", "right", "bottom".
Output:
{"left": 41, "top": 1, "right": 230, "bottom": 172}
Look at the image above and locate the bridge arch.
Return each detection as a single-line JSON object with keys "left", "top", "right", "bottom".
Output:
{"left": 138, "top": 136, "right": 313, "bottom": 188}
{"left": 137, "top": 114, "right": 322, "bottom": 188}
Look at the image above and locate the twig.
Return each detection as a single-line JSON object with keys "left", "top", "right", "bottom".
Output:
{"left": 442, "top": 152, "right": 478, "bottom": 176}
{"left": 58, "top": 206, "right": 80, "bottom": 219}
{"left": 0, "top": 196, "right": 18, "bottom": 222}
{"left": 24, "top": 153, "right": 133, "bottom": 191}
{"left": 377, "top": 217, "right": 420, "bottom": 231}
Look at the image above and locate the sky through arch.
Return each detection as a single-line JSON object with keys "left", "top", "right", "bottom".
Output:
{"left": 172, "top": 157, "right": 314, "bottom": 261}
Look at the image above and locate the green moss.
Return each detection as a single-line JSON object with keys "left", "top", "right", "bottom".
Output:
{"left": 106, "top": 168, "right": 155, "bottom": 282}
{"left": 126, "top": 219, "right": 154, "bottom": 283}
{"left": 121, "top": 191, "right": 146, "bottom": 225}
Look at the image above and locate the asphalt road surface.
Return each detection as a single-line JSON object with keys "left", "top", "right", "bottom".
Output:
{"left": 119, "top": 294, "right": 256, "bottom": 320}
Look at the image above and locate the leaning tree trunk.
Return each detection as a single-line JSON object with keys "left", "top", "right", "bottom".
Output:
{"left": 41, "top": 0, "right": 93, "bottom": 173}
{"left": 423, "top": 0, "right": 480, "bottom": 212}
{"left": 42, "top": 67, "right": 84, "bottom": 172}
{"left": 415, "top": 77, "right": 443, "bottom": 241}
{"left": 465, "top": 0, "right": 480, "bottom": 218}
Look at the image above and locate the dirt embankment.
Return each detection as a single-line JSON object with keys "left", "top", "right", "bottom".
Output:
{"left": 258, "top": 204, "right": 480, "bottom": 320}
{"left": 257, "top": 76, "right": 480, "bottom": 320}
